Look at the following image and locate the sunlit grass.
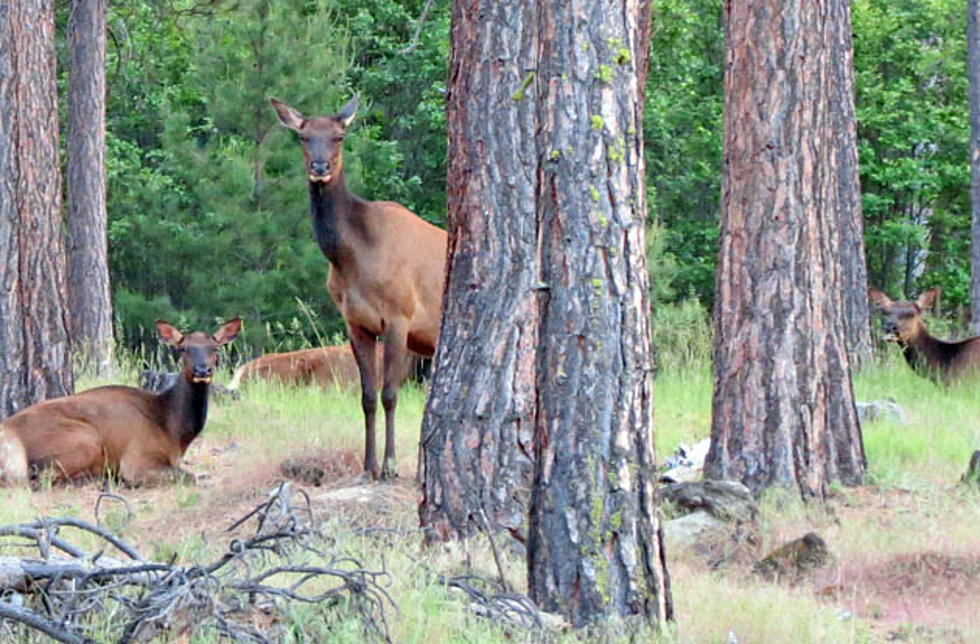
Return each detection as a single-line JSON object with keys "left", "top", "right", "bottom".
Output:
{"left": 669, "top": 560, "right": 874, "bottom": 643}
{"left": 853, "top": 355, "right": 980, "bottom": 487}
{"left": 6, "top": 347, "right": 980, "bottom": 642}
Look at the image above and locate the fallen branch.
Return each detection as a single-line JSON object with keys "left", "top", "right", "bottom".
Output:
{"left": 0, "top": 483, "right": 394, "bottom": 643}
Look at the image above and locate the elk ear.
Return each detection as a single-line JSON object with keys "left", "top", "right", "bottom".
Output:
{"left": 213, "top": 318, "right": 242, "bottom": 346}
{"left": 868, "top": 287, "right": 893, "bottom": 311}
{"left": 270, "top": 98, "right": 306, "bottom": 132}
{"left": 156, "top": 321, "right": 184, "bottom": 346}
{"left": 916, "top": 287, "right": 940, "bottom": 311}
{"left": 335, "top": 94, "right": 359, "bottom": 128}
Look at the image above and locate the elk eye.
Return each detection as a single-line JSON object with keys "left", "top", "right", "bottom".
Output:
{"left": 334, "top": 136, "right": 344, "bottom": 143}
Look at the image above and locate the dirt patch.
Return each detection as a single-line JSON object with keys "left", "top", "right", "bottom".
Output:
{"left": 279, "top": 448, "right": 362, "bottom": 486}
{"left": 821, "top": 550, "right": 980, "bottom": 638}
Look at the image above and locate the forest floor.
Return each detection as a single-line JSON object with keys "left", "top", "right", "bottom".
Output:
{"left": 2, "top": 360, "right": 979, "bottom": 642}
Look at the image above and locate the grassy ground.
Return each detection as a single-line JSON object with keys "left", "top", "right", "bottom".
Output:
{"left": 2, "top": 356, "right": 979, "bottom": 642}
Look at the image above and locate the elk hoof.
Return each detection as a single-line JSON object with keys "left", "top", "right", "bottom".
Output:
{"left": 380, "top": 459, "right": 398, "bottom": 481}
{"left": 357, "top": 467, "right": 379, "bottom": 484}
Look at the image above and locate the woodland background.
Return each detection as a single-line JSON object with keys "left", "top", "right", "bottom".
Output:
{"left": 78, "top": 0, "right": 972, "bottom": 355}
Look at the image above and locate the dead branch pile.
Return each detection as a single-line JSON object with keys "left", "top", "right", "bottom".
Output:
{"left": 0, "top": 483, "right": 394, "bottom": 643}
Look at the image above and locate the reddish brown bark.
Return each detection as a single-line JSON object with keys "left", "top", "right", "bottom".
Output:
{"left": 830, "top": 0, "right": 872, "bottom": 367}
{"left": 0, "top": 0, "right": 74, "bottom": 418}
{"left": 422, "top": 0, "right": 670, "bottom": 627}
{"left": 418, "top": 0, "right": 538, "bottom": 542}
{"left": 706, "top": 0, "right": 866, "bottom": 499}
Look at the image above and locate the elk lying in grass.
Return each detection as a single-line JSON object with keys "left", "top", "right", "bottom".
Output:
{"left": 229, "top": 344, "right": 416, "bottom": 391}
{"left": 868, "top": 287, "right": 980, "bottom": 383}
{"left": 0, "top": 319, "right": 240, "bottom": 487}
{"left": 271, "top": 95, "right": 447, "bottom": 479}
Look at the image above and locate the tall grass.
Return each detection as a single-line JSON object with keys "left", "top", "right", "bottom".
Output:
{"left": 5, "top": 308, "right": 980, "bottom": 643}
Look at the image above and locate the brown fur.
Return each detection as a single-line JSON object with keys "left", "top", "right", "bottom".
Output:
{"left": 230, "top": 344, "right": 414, "bottom": 391}
{"left": 271, "top": 96, "right": 447, "bottom": 479}
{"left": 0, "top": 319, "right": 240, "bottom": 487}
{"left": 869, "top": 287, "right": 980, "bottom": 383}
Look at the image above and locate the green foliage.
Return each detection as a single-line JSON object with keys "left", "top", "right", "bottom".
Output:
{"left": 645, "top": 0, "right": 974, "bottom": 319}
{"left": 100, "top": 0, "right": 450, "bottom": 353}
{"left": 84, "top": 0, "right": 978, "bottom": 353}
{"left": 645, "top": 0, "right": 724, "bottom": 307}
{"left": 853, "top": 0, "right": 971, "bottom": 307}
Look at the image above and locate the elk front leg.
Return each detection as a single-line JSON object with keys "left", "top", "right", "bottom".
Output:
{"left": 119, "top": 453, "right": 195, "bottom": 487}
{"left": 380, "top": 320, "right": 410, "bottom": 480}
{"left": 348, "top": 325, "right": 380, "bottom": 479}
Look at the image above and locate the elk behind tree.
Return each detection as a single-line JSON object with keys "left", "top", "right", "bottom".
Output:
{"left": 869, "top": 287, "right": 980, "bottom": 382}
{"left": 270, "top": 95, "right": 447, "bottom": 479}
{"left": 0, "top": 319, "right": 240, "bottom": 487}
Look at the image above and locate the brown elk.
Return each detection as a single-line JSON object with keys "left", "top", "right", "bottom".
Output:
{"left": 229, "top": 344, "right": 415, "bottom": 391}
{"left": 0, "top": 319, "right": 240, "bottom": 487}
{"left": 868, "top": 287, "right": 980, "bottom": 383}
{"left": 271, "top": 95, "right": 447, "bottom": 480}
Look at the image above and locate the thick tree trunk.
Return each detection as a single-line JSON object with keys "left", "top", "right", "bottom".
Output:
{"left": 527, "top": 0, "right": 670, "bottom": 625}
{"left": 422, "top": 0, "right": 670, "bottom": 628}
{"left": 417, "top": 0, "right": 538, "bottom": 542}
{"left": 706, "top": 0, "right": 866, "bottom": 500}
{"left": 831, "top": 0, "right": 873, "bottom": 366}
{"left": 67, "top": 0, "right": 114, "bottom": 373}
{"left": 0, "top": 0, "right": 74, "bottom": 418}
{"left": 969, "top": 0, "right": 980, "bottom": 335}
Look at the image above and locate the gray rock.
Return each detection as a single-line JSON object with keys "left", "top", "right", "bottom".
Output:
{"left": 856, "top": 399, "right": 907, "bottom": 424}
{"left": 662, "top": 509, "right": 728, "bottom": 551}
{"left": 661, "top": 438, "right": 711, "bottom": 483}
{"left": 661, "top": 479, "right": 757, "bottom": 522}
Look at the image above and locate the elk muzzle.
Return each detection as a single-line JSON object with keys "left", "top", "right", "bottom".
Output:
{"left": 309, "top": 161, "right": 331, "bottom": 183}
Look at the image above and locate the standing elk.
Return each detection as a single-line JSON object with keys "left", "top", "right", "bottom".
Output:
{"left": 868, "top": 287, "right": 980, "bottom": 383}
{"left": 0, "top": 319, "right": 240, "bottom": 487}
{"left": 271, "top": 95, "right": 447, "bottom": 480}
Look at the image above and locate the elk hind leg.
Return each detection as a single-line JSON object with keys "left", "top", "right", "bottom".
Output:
{"left": 30, "top": 423, "right": 103, "bottom": 485}
{"left": 348, "top": 325, "right": 380, "bottom": 478}
{"left": 380, "top": 321, "right": 410, "bottom": 480}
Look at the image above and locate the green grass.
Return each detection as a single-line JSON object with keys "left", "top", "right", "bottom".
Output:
{"left": 854, "top": 356, "right": 980, "bottom": 488}
{"left": 5, "top": 354, "right": 980, "bottom": 643}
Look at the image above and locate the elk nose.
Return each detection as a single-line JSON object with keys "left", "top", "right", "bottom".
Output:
{"left": 193, "top": 366, "right": 213, "bottom": 379}
{"left": 883, "top": 321, "right": 897, "bottom": 334}
{"left": 311, "top": 161, "right": 329, "bottom": 176}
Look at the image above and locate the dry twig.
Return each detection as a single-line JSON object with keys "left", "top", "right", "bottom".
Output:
{"left": 0, "top": 483, "right": 394, "bottom": 642}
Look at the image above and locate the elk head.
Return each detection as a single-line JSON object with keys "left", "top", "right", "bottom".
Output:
{"left": 157, "top": 319, "right": 242, "bottom": 384}
{"left": 270, "top": 96, "right": 359, "bottom": 184}
{"left": 868, "top": 287, "right": 939, "bottom": 345}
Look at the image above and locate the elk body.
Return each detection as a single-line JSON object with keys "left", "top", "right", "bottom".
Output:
{"left": 229, "top": 344, "right": 415, "bottom": 391}
{"left": 0, "top": 319, "right": 240, "bottom": 487}
{"left": 271, "top": 96, "right": 447, "bottom": 479}
{"left": 869, "top": 287, "right": 980, "bottom": 383}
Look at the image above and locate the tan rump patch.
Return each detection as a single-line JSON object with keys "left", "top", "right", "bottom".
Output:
{"left": 0, "top": 428, "right": 28, "bottom": 485}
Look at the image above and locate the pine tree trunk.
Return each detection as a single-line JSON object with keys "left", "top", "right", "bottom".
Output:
{"left": 706, "top": 0, "right": 866, "bottom": 499}
{"left": 0, "top": 0, "right": 74, "bottom": 418}
{"left": 831, "top": 0, "right": 873, "bottom": 366}
{"left": 527, "top": 0, "right": 670, "bottom": 624}
{"left": 969, "top": 0, "right": 980, "bottom": 335}
{"left": 417, "top": 0, "right": 538, "bottom": 542}
{"left": 67, "top": 0, "right": 114, "bottom": 373}
{"left": 422, "top": 0, "right": 670, "bottom": 628}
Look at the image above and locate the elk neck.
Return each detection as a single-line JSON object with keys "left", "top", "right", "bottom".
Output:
{"left": 157, "top": 376, "right": 210, "bottom": 450}
{"left": 901, "top": 325, "right": 955, "bottom": 379}
{"left": 308, "top": 172, "right": 372, "bottom": 266}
